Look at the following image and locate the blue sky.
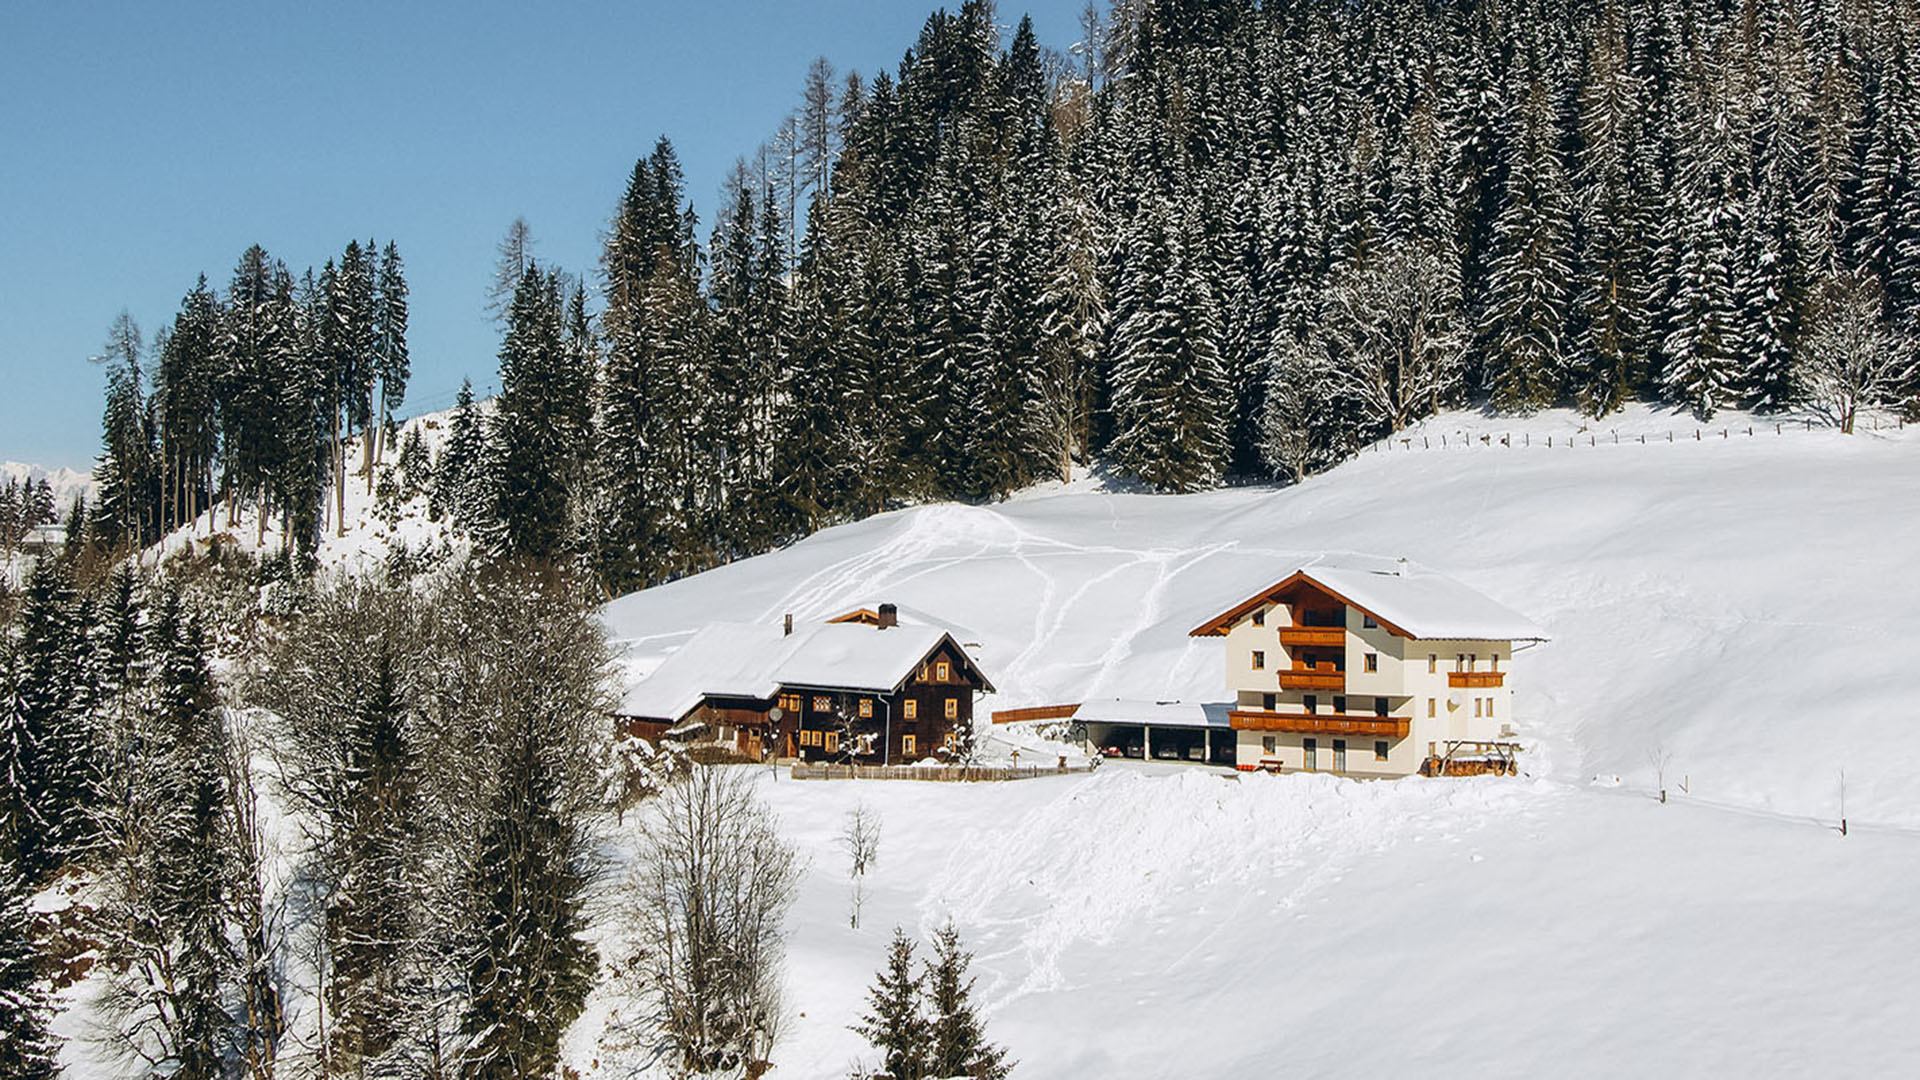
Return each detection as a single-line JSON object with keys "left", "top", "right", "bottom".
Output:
{"left": 0, "top": 0, "right": 1087, "bottom": 472}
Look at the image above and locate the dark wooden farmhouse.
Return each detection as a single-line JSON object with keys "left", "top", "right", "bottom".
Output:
{"left": 614, "top": 603, "right": 994, "bottom": 764}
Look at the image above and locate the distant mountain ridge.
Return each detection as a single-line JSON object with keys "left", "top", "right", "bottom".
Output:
{"left": 1, "top": 461, "right": 97, "bottom": 509}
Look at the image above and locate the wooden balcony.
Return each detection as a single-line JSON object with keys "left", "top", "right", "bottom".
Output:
{"left": 1448, "top": 671, "right": 1506, "bottom": 688}
{"left": 1278, "top": 663, "right": 1345, "bottom": 691}
{"left": 1278, "top": 625, "right": 1345, "bottom": 648}
{"left": 1229, "top": 710, "right": 1410, "bottom": 738}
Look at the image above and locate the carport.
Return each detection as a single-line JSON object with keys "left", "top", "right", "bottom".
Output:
{"left": 1075, "top": 699, "right": 1235, "bottom": 765}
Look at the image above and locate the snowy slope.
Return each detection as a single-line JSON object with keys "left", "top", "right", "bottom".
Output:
{"left": 150, "top": 409, "right": 467, "bottom": 574}
{"left": 605, "top": 403, "right": 1920, "bottom": 826}
{"left": 583, "top": 408, "right": 1920, "bottom": 1077}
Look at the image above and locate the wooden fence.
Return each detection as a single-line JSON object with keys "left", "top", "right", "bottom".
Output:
{"left": 789, "top": 761, "right": 1095, "bottom": 783}
{"left": 1364, "top": 415, "right": 1905, "bottom": 455}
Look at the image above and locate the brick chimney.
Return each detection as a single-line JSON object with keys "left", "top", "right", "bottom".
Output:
{"left": 877, "top": 603, "right": 898, "bottom": 629}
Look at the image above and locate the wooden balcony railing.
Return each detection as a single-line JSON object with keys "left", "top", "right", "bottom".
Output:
{"left": 1278, "top": 626, "right": 1345, "bottom": 648}
{"left": 1278, "top": 662, "right": 1344, "bottom": 691}
{"left": 1448, "top": 671, "right": 1505, "bottom": 688}
{"left": 1229, "top": 710, "right": 1409, "bottom": 738}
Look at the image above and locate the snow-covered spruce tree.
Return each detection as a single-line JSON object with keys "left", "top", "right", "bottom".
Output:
{"left": 0, "top": 867, "right": 59, "bottom": 1080}
{"left": 0, "top": 556, "right": 99, "bottom": 886}
{"left": 1568, "top": 5, "right": 1654, "bottom": 417}
{"left": 1483, "top": 50, "right": 1574, "bottom": 413}
{"left": 925, "top": 921, "right": 1010, "bottom": 1080}
{"left": 1028, "top": 174, "right": 1107, "bottom": 484}
{"left": 446, "top": 564, "right": 609, "bottom": 1080}
{"left": 626, "top": 765, "right": 800, "bottom": 1075}
{"left": 431, "top": 378, "right": 486, "bottom": 528}
{"left": 373, "top": 240, "right": 410, "bottom": 470}
{"left": 94, "top": 309, "right": 155, "bottom": 556}
{"left": 1105, "top": 203, "right": 1232, "bottom": 492}
{"left": 487, "top": 265, "right": 578, "bottom": 563}
{"left": 152, "top": 276, "right": 222, "bottom": 535}
{"left": 853, "top": 927, "right": 929, "bottom": 1080}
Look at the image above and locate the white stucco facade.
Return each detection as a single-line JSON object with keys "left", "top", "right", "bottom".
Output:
{"left": 1193, "top": 563, "right": 1543, "bottom": 778}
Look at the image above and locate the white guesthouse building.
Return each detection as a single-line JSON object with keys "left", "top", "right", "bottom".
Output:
{"left": 1188, "top": 560, "right": 1547, "bottom": 778}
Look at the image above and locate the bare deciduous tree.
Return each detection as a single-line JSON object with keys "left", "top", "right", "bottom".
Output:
{"left": 1798, "top": 273, "right": 1917, "bottom": 433}
{"left": 626, "top": 766, "right": 800, "bottom": 1076}
{"left": 840, "top": 803, "right": 882, "bottom": 929}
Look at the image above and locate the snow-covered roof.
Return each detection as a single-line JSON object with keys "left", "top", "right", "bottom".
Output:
{"left": 616, "top": 618, "right": 990, "bottom": 722}
{"left": 1071, "top": 698, "right": 1233, "bottom": 729}
{"left": 1190, "top": 558, "right": 1547, "bottom": 642}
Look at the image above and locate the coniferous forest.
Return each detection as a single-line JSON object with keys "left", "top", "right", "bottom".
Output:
{"left": 77, "top": 0, "right": 1920, "bottom": 594}
{"left": 5, "top": 1, "right": 1920, "bottom": 1074}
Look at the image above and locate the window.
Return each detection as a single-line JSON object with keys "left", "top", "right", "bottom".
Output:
{"left": 1332, "top": 739, "right": 1348, "bottom": 772}
{"left": 1374, "top": 696, "right": 1388, "bottom": 717}
{"left": 918, "top": 663, "right": 929, "bottom": 681}
{"left": 1428, "top": 654, "right": 1437, "bottom": 674}
{"left": 1374, "top": 740, "right": 1389, "bottom": 761}
{"left": 1474, "top": 698, "right": 1483, "bottom": 717}
{"left": 1485, "top": 697, "right": 1495, "bottom": 715}
{"left": 1262, "top": 735, "right": 1276, "bottom": 754}
{"left": 904, "top": 699, "right": 918, "bottom": 720}
{"left": 1470, "top": 653, "right": 1478, "bottom": 670}
{"left": 1364, "top": 652, "right": 1378, "bottom": 673}
{"left": 1491, "top": 655, "right": 1500, "bottom": 672}
{"left": 1252, "top": 608, "right": 1265, "bottom": 626}
{"left": 1362, "top": 614, "right": 1377, "bottom": 629}
{"left": 813, "top": 696, "right": 831, "bottom": 712}
{"left": 1302, "top": 738, "right": 1317, "bottom": 770}
{"left": 825, "top": 730, "right": 839, "bottom": 754}
{"left": 936, "top": 661, "right": 951, "bottom": 681}
{"left": 1251, "top": 650, "right": 1266, "bottom": 670}
{"left": 1303, "top": 694, "right": 1318, "bottom": 713}
{"left": 1333, "top": 696, "right": 1347, "bottom": 714}
{"left": 902, "top": 734, "right": 916, "bottom": 756}
{"left": 779, "top": 694, "right": 801, "bottom": 713}
{"left": 943, "top": 731, "right": 957, "bottom": 748}
{"left": 1427, "top": 698, "right": 1436, "bottom": 718}
{"left": 945, "top": 697, "right": 958, "bottom": 720}
{"left": 1262, "top": 693, "right": 1276, "bottom": 711}
{"left": 1457, "top": 653, "right": 1466, "bottom": 672}
{"left": 859, "top": 698, "right": 873, "bottom": 718}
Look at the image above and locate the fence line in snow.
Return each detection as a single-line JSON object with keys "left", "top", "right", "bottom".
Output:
{"left": 789, "top": 761, "right": 1094, "bottom": 783}
{"left": 1363, "top": 415, "right": 1905, "bottom": 454}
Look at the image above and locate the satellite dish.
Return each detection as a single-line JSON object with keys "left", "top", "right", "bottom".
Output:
{"left": 769, "top": 706, "right": 784, "bottom": 721}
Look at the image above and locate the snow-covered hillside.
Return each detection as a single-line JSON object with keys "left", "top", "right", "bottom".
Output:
{"left": 584, "top": 404, "right": 1920, "bottom": 1078}
{"left": 605, "top": 403, "right": 1919, "bottom": 826}
{"left": 150, "top": 409, "right": 466, "bottom": 573}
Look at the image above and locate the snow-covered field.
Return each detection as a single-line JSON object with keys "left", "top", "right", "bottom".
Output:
{"left": 589, "top": 404, "right": 1920, "bottom": 1077}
